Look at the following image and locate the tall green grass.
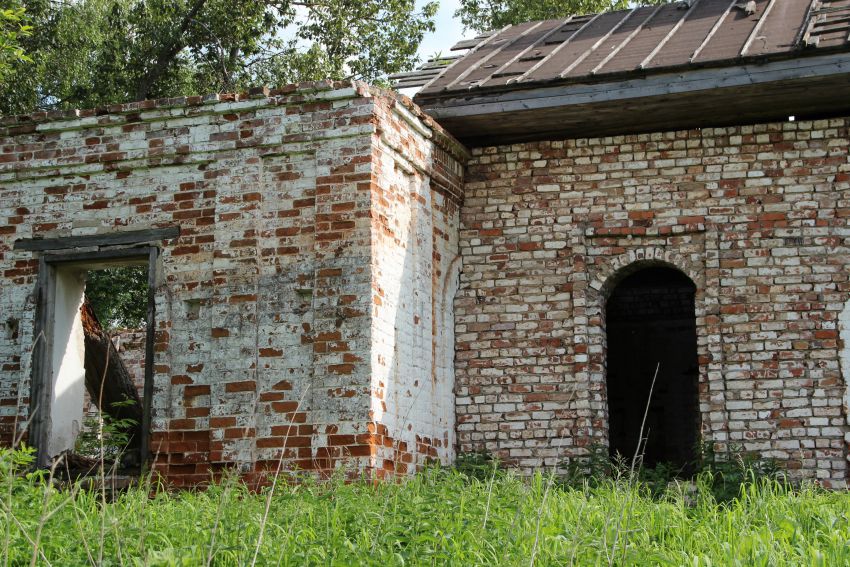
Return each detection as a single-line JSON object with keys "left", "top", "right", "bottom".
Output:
{"left": 2, "top": 446, "right": 849, "bottom": 566}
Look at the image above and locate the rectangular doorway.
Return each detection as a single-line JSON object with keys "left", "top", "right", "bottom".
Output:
{"left": 29, "top": 247, "right": 157, "bottom": 473}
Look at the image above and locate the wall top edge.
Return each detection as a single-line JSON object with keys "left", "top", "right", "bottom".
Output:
{"left": 0, "top": 79, "right": 470, "bottom": 164}
{"left": 0, "top": 80, "right": 372, "bottom": 129}
{"left": 373, "top": 85, "right": 471, "bottom": 164}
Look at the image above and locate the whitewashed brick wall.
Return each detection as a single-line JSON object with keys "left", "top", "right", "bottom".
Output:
{"left": 0, "top": 82, "right": 465, "bottom": 485}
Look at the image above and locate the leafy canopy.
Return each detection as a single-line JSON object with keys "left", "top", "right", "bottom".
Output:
{"left": 0, "top": 0, "right": 31, "bottom": 85}
{"left": 455, "top": 0, "right": 671, "bottom": 34}
{"left": 2, "top": 0, "right": 438, "bottom": 115}
{"left": 85, "top": 266, "right": 149, "bottom": 330}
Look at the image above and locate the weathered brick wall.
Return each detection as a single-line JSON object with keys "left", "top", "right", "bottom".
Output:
{"left": 113, "top": 329, "right": 146, "bottom": 394}
{"left": 369, "top": 98, "right": 465, "bottom": 474}
{"left": 457, "top": 118, "right": 850, "bottom": 487}
{"left": 82, "top": 330, "right": 147, "bottom": 421}
{"left": 0, "top": 81, "right": 464, "bottom": 485}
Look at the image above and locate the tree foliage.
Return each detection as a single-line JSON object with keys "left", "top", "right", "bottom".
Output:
{"left": 0, "top": 0, "right": 31, "bottom": 85}
{"left": 85, "top": 266, "right": 149, "bottom": 330}
{"left": 2, "top": 0, "right": 438, "bottom": 115}
{"left": 455, "top": 0, "right": 671, "bottom": 34}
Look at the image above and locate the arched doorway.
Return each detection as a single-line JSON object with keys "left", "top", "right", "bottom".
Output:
{"left": 605, "top": 266, "right": 699, "bottom": 473}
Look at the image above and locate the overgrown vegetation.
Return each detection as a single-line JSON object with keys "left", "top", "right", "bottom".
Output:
{"left": 75, "top": 398, "right": 139, "bottom": 463}
{"left": 85, "top": 266, "right": 148, "bottom": 331}
{"left": 0, "top": 0, "right": 31, "bottom": 86}
{"left": 555, "top": 442, "right": 783, "bottom": 502}
{"left": 2, "top": 445, "right": 849, "bottom": 565}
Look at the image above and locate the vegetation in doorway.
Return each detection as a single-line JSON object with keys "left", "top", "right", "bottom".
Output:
{"left": 75, "top": 398, "right": 139, "bottom": 464}
{"left": 454, "top": 439, "right": 782, "bottom": 503}
{"left": 85, "top": 266, "right": 148, "bottom": 331}
{"left": 453, "top": 450, "right": 501, "bottom": 481}
{"left": 556, "top": 441, "right": 782, "bottom": 501}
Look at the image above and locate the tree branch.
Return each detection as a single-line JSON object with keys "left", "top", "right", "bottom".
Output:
{"left": 133, "top": 0, "right": 209, "bottom": 101}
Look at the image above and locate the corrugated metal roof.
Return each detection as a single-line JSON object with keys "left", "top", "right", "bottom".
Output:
{"left": 395, "top": 0, "right": 850, "bottom": 96}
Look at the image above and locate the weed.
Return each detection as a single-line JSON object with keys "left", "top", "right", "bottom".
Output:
{"left": 0, "top": 445, "right": 847, "bottom": 566}
{"left": 454, "top": 451, "right": 501, "bottom": 482}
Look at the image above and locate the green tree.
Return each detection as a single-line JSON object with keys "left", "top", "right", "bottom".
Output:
{"left": 455, "top": 0, "right": 671, "bottom": 33}
{"left": 85, "top": 266, "right": 148, "bottom": 330}
{"left": 2, "top": 0, "right": 437, "bottom": 115}
{"left": 0, "top": 0, "right": 31, "bottom": 85}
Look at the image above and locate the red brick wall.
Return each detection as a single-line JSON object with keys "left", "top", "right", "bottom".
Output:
{"left": 456, "top": 118, "right": 850, "bottom": 488}
{"left": 0, "top": 82, "right": 465, "bottom": 485}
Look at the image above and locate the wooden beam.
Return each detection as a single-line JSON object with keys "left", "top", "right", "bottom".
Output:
{"left": 140, "top": 246, "right": 158, "bottom": 469}
{"left": 14, "top": 227, "right": 180, "bottom": 252}
{"left": 30, "top": 257, "right": 53, "bottom": 467}
{"left": 429, "top": 74, "right": 850, "bottom": 146}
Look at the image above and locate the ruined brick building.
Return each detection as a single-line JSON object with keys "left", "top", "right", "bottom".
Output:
{"left": 2, "top": 0, "right": 850, "bottom": 487}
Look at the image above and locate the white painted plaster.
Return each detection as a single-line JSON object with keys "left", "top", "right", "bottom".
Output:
{"left": 840, "top": 299, "right": 850, "bottom": 433}
{"left": 46, "top": 269, "right": 86, "bottom": 458}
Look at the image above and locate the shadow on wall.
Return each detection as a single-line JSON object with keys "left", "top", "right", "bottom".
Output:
{"left": 372, "top": 158, "right": 460, "bottom": 474}
{"left": 841, "top": 299, "right": 850, "bottom": 439}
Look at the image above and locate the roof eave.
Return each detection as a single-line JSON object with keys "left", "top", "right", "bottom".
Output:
{"left": 413, "top": 44, "right": 850, "bottom": 107}
{"left": 414, "top": 50, "right": 850, "bottom": 145}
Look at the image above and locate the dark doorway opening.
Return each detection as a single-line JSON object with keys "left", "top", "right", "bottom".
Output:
{"left": 605, "top": 266, "right": 699, "bottom": 474}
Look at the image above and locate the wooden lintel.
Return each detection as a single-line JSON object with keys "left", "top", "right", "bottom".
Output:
{"left": 14, "top": 227, "right": 180, "bottom": 252}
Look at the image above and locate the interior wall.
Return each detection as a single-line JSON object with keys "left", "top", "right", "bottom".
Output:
{"left": 46, "top": 268, "right": 86, "bottom": 458}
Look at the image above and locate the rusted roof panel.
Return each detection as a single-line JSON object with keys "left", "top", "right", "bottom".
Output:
{"left": 692, "top": 0, "right": 774, "bottom": 63}
{"left": 479, "top": 15, "right": 594, "bottom": 88}
{"left": 740, "top": 0, "right": 810, "bottom": 56}
{"left": 459, "top": 20, "right": 553, "bottom": 87}
{"left": 523, "top": 11, "right": 632, "bottom": 81}
{"left": 427, "top": 22, "right": 537, "bottom": 91}
{"left": 643, "top": 0, "right": 734, "bottom": 69}
{"left": 400, "top": 0, "right": 850, "bottom": 96}
{"left": 567, "top": 6, "right": 660, "bottom": 76}
{"left": 600, "top": 3, "right": 690, "bottom": 73}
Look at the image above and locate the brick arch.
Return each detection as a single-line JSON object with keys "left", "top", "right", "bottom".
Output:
{"left": 589, "top": 247, "right": 703, "bottom": 303}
